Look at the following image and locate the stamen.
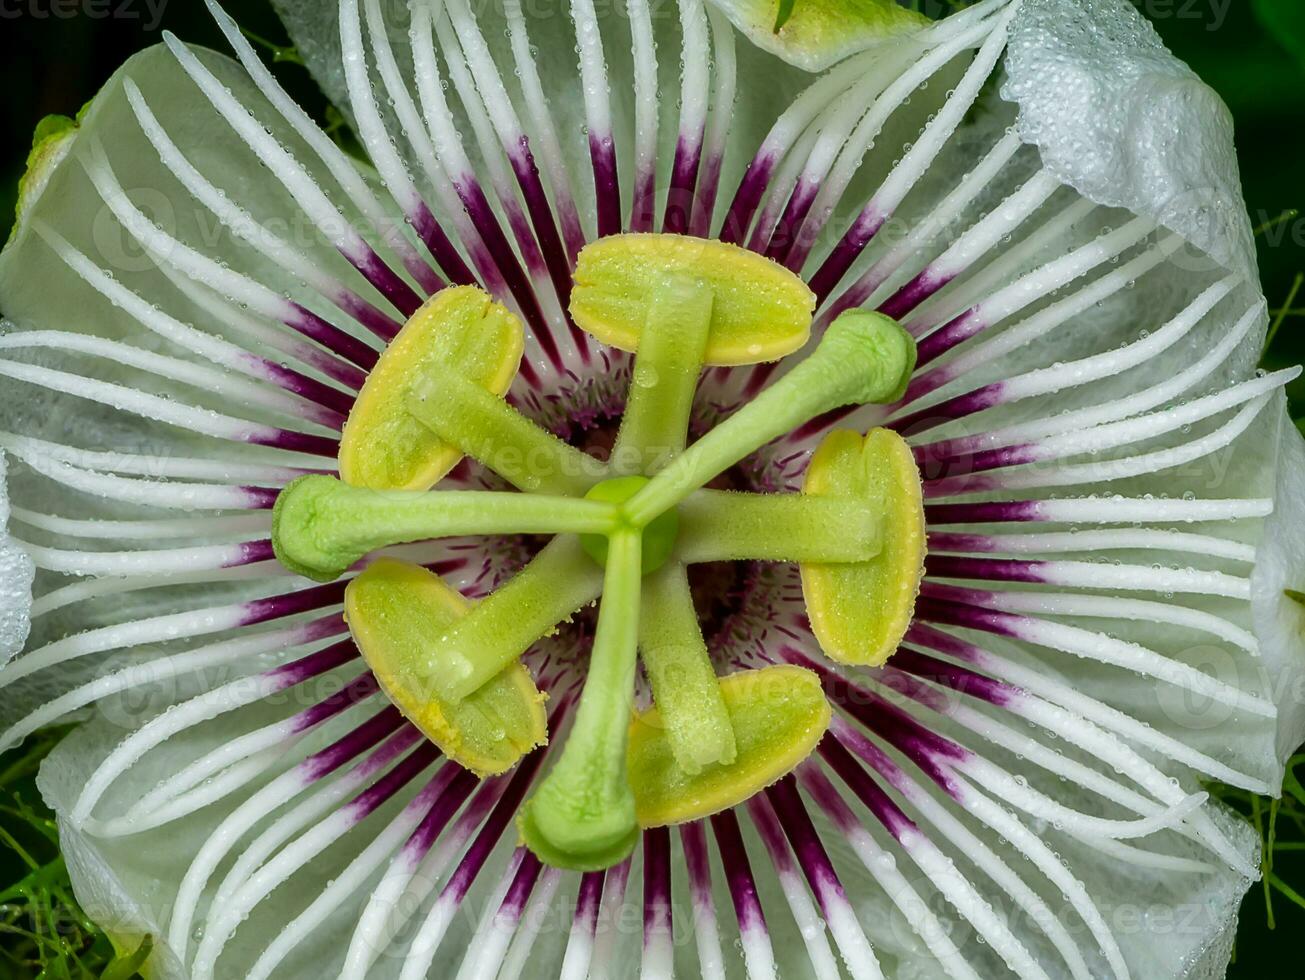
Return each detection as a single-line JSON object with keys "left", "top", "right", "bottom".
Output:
{"left": 407, "top": 370, "right": 600, "bottom": 496}
{"left": 345, "top": 559, "right": 548, "bottom": 776}
{"left": 570, "top": 234, "right": 815, "bottom": 366}
{"left": 675, "top": 491, "right": 883, "bottom": 564}
{"left": 628, "top": 665, "right": 830, "bottom": 826}
{"left": 610, "top": 272, "right": 714, "bottom": 472}
{"left": 405, "top": 537, "right": 603, "bottom": 705}
{"left": 339, "top": 285, "right": 525, "bottom": 491}
{"left": 800, "top": 427, "right": 925, "bottom": 666}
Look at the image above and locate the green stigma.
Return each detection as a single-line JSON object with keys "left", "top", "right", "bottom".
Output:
{"left": 579, "top": 476, "right": 679, "bottom": 574}
{"left": 268, "top": 234, "right": 925, "bottom": 873}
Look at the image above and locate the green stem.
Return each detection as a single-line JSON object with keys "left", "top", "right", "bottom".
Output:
{"left": 611, "top": 274, "right": 713, "bottom": 474}
{"left": 407, "top": 370, "right": 601, "bottom": 496}
{"left": 623, "top": 311, "right": 915, "bottom": 526}
{"left": 518, "top": 528, "right": 643, "bottom": 870}
{"left": 273, "top": 475, "right": 619, "bottom": 581}
{"left": 421, "top": 536, "right": 604, "bottom": 703}
{"left": 676, "top": 490, "right": 883, "bottom": 564}
{"left": 639, "top": 563, "right": 736, "bottom": 774}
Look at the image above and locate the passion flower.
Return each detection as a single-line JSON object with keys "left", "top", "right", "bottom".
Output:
{"left": 1, "top": 0, "right": 1303, "bottom": 978}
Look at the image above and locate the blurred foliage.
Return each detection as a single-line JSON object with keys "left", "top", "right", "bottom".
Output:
{"left": 0, "top": 1, "right": 1302, "bottom": 977}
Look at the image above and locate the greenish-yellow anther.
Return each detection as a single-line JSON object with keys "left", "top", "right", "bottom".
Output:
{"left": 801, "top": 427, "right": 926, "bottom": 667}
{"left": 571, "top": 234, "right": 815, "bottom": 366}
{"left": 339, "top": 285, "right": 524, "bottom": 491}
{"left": 628, "top": 665, "right": 831, "bottom": 826}
{"left": 345, "top": 559, "right": 548, "bottom": 777}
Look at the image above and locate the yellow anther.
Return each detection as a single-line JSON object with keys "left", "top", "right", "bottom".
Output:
{"left": 339, "top": 286, "right": 524, "bottom": 490}
{"left": 627, "top": 665, "right": 830, "bottom": 827}
{"left": 800, "top": 427, "right": 925, "bottom": 666}
{"left": 345, "top": 559, "right": 547, "bottom": 776}
{"left": 570, "top": 234, "right": 815, "bottom": 366}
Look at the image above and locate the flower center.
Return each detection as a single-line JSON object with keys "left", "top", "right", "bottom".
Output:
{"left": 270, "top": 233, "right": 925, "bottom": 872}
{"left": 579, "top": 475, "right": 679, "bottom": 574}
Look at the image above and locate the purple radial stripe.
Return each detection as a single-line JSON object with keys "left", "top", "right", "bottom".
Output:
{"left": 924, "top": 532, "right": 1000, "bottom": 555}
{"left": 805, "top": 747, "right": 915, "bottom": 842}
{"left": 242, "top": 580, "right": 349, "bottom": 626}
{"left": 741, "top": 360, "right": 781, "bottom": 400}
{"left": 919, "top": 581, "right": 1001, "bottom": 607}
{"left": 923, "top": 556, "right": 1051, "bottom": 587}
{"left": 242, "top": 485, "right": 283, "bottom": 510}
{"left": 500, "top": 850, "right": 545, "bottom": 921}
{"left": 664, "top": 136, "right": 704, "bottom": 236}
{"left": 575, "top": 870, "right": 605, "bottom": 933}
{"left": 763, "top": 177, "right": 818, "bottom": 264}
{"left": 590, "top": 133, "right": 623, "bottom": 239}
{"left": 400, "top": 766, "right": 506, "bottom": 868}
{"left": 808, "top": 208, "right": 888, "bottom": 304}
{"left": 782, "top": 646, "right": 970, "bottom": 770}
{"left": 789, "top": 404, "right": 858, "bottom": 444}
{"left": 924, "top": 499, "right": 1042, "bottom": 525}
{"left": 299, "top": 705, "right": 407, "bottom": 780}
{"left": 403, "top": 765, "right": 480, "bottom": 859}
{"left": 915, "top": 308, "right": 986, "bottom": 364}
{"left": 831, "top": 716, "right": 967, "bottom": 806}
{"left": 510, "top": 141, "right": 586, "bottom": 344}
{"left": 334, "top": 292, "right": 406, "bottom": 343}
{"left": 642, "top": 826, "right": 673, "bottom": 946}
{"left": 457, "top": 176, "right": 565, "bottom": 374}
{"left": 680, "top": 821, "right": 712, "bottom": 908}
{"left": 690, "top": 153, "right": 725, "bottom": 239}
{"left": 890, "top": 648, "right": 1018, "bottom": 708}
{"left": 254, "top": 360, "right": 357, "bottom": 419}
{"left": 267, "top": 637, "right": 360, "bottom": 687}
{"left": 412, "top": 200, "right": 476, "bottom": 287}
{"left": 876, "top": 268, "right": 953, "bottom": 322}
{"left": 901, "top": 362, "right": 961, "bottom": 406}
{"left": 290, "top": 670, "right": 380, "bottom": 733}
{"left": 344, "top": 740, "right": 442, "bottom": 822}
{"left": 252, "top": 429, "right": 341, "bottom": 459}
{"left": 350, "top": 246, "right": 424, "bottom": 320}
{"left": 709, "top": 809, "right": 769, "bottom": 936}
{"left": 891, "top": 386, "right": 1007, "bottom": 441}
{"left": 762, "top": 777, "right": 849, "bottom": 913}
{"left": 286, "top": 303, "right": 380, "bottom": 375}
{"left": 629, "top": 167, "right": 657, "bottom": 234}
{"left": 913, "top": 596, "right": 1024, "bottom": 638}
{"left": 440, "top": 698, "right": 569, "bottom": 904}
{"left": 920, "top": 443, "right": 1042, "bottom": 480}
{"left": 922, "top": 472, "right": 1002, "bottom": 499}
{"left": 228, "top": 539, "right": 276, "bottom": 567}
{"left": 904, "top": 622, "right": 987, "bottom": 666}
{"left": 719, "top": 153, "right": 776, "bottom": 246}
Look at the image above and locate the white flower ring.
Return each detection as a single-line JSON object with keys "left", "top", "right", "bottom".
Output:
{"left": 0, "top": 0, "right": 1303, "bottom": 978}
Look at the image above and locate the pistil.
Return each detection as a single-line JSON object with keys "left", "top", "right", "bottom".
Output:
{"left": 517, "top": 528, "right": 644, "bottom": 870}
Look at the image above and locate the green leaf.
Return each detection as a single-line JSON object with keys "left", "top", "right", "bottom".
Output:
{"left": 99, "top": 936, "right": 152, "bottom": 980}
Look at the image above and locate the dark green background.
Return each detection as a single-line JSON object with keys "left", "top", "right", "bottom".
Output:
{"left": 0, "top": 0, "right": 1302, "bottom": 976}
